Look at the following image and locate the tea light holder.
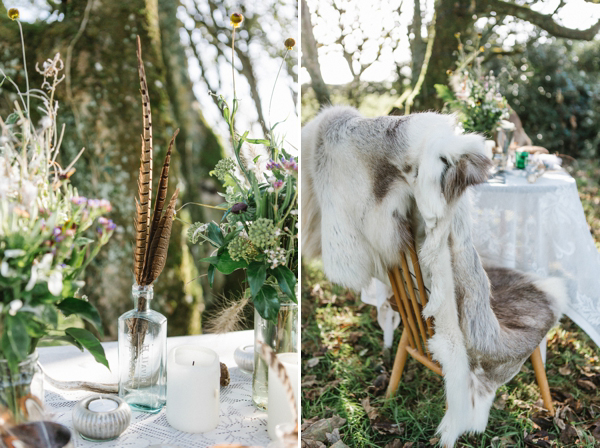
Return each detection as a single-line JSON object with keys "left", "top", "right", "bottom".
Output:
{"left": 233, "top": 344, "right": 254, "bottom": 373}
{"left": 72, "top": 394, "right": 131, "bottom": 441}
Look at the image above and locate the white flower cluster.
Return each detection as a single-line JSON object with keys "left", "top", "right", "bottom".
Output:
{"left": 265, "top": 246, "right": 286, "bottom": 270}
{"left": 1, "top": 252, "right": 63, "bottom": 296}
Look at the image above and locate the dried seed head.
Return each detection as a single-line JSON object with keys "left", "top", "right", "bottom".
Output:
{"left": 230, "top": 13, "right": 244, "bottom": 28}
{"left": 284, "top": 38, "right": 296, "bottom": 50}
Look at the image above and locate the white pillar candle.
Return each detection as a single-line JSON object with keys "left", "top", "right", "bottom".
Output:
{"left": 166, "top": 345, "right": 220, "bottom": 433}
{"left": 88, "top": 397, "right": 119, "bottom": 412}
{"left": 267, "top": 353, "right": 298, "bottom": 440}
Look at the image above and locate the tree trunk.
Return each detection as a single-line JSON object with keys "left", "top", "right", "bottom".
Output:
{"left": 0, "top": 0, "right": 222, "bottom": 338}
{"left": 418, "top": 0, "right": 476, "bottom": 111}
{"left": 301, "top": 0, "right": 330, "bottom": 108}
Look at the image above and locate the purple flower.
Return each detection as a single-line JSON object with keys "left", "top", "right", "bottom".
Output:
{"left": 273, "top": 180, "right": 284, "bottom": 191}
{"left": 282, "top": 156, "right": 298, "bottom": 172}
{"left": 53, "top": 227, "right": 62, "bottom": 237}
{"left": 231, "top": 202, "right": 248, "bottom": 215}
{"left": 87, "top": 199, "right": 101, "bottom": 208}
{"left": 99, "top": 199, "right": 112, "bottom": 212}
{"left": 266, "top": 160, "right": 282, "bottom": 171}
{"left": 71, "top": 196, "right": 87, "bottom": 206}
{"left": 97, "top": 217, "right": 116, "bottom": 232}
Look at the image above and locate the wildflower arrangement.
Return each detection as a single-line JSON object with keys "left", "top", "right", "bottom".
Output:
{"left": 0, "top": 12, "right": 112, "bottom": 376}
{"left": 187, "top": 14, "right": 297, "bottom": 322}
{"left": 435, "top": 33, "right": 510, "bottom": 138}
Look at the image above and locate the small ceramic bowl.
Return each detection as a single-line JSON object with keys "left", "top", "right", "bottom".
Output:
{"left": 234, "top": 344, "right": 254, "bottom": 373}
{"left": 72, "top": 394, "right": 131, "bottom": 441}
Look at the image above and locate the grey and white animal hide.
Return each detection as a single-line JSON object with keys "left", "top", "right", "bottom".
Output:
{"left": 301, "top": 106, "right": 568, "bottom": 447}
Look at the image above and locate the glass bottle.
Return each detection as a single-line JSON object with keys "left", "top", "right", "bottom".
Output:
{"left": 252, "top": 299, "right": 298, "bottom": 410}
{"left": 118, "top": 284, "right": 167, "bottom": 413}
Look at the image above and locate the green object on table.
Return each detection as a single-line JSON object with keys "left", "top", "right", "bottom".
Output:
{"left": 516, "top": 151, "right": 529, "bottom": 170}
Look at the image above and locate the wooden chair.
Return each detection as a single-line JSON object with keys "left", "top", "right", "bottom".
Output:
{"left": 385, "top": 239, "right": 555, "bottom": 416}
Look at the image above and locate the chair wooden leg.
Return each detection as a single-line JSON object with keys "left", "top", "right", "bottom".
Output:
{"left": 386, "top": 329, "right": 410, "bottom": 398}
{"left": 531, "top": 346, "right": 554, "bottom": 416}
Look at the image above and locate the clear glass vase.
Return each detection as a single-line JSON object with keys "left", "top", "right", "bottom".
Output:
{"left": 118, "top": 284, "right": 167, "bottom": 413}
{"left": 0, "top": 351, "right": 44, "bottom": 424}
{"left": 252, "top": 300, "right": 298, "bottom": 410}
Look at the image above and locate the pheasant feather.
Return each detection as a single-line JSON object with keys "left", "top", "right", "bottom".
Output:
{"left": 134, "top": 34, "right": 154, "bottom": 285}
{"left": 145, "top": 188, "right": 179, "bottom": 285}
{"left": 146, "top": 129, "right": 179, "bottom": 259}
{"left": 133, "top": 35, "right": 179, "bottom": 287}
{"left": 134, "top": 135, "right": 152, "bottom": 284}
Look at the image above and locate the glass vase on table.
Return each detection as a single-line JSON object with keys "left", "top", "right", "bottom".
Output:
{"left": 252, "top": 298, "right": 298, "bottom": 410}
{"left": 0, "top": 352, "right": 44, "bottom": 424}
{"left": 118, "top": 284, "right": 166, "bottom": 413}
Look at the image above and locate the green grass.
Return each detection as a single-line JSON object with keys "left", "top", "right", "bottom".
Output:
{"left": 301, "top": 162, "right": 600, "bottom": 447}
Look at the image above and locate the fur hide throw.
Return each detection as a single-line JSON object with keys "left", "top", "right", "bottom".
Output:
{"left": 301, "top": 106, "right": 568, "bottom": 446}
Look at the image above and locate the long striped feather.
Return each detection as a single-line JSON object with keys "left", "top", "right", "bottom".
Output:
{"left": 146, "top": 129, "right": 179, "bottom": 261}
{"left": 144, "top": 188, "right": 179, "bottom": 285}
{"left": 134, "top": 36, "right": 153, "bottom": 285}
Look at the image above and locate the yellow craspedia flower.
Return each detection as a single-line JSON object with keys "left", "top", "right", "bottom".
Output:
{"left": 284, "top": 38, "right": 296, "bottom": 50}
{"left": 230, "top": 13, "right": 243, "bottom": 28}
{"left": 454, "top": 32, "right": 460, "bottom": 38}
{"left": 477, "top": 32, "right": 483, "bottom": 38}
{"left": 8, "top": 8, "right": 19, "bottom": 20}
{"left": 479, "top": 46, "right": 485, "bottom": 52}
{"left": 446, "top": 69, "right": 453, "bottom": 75}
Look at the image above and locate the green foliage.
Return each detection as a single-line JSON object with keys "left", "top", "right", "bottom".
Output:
{"left": 187, "top": 83, "right": 298, "bottom": 322}
{"left": 64, "top": 327, "right": 109, "bottom": 370}
{"left": 436, "top": 35, "right": 509, "bottom": 138}
{"left": 0, "top": 52, "right": 112, "bottom": 374}
{"left": 490, "top": 39, "right": 600, "bottom": 158}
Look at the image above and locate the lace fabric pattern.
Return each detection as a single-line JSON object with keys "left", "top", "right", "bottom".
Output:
{"left": 472, "top": 170, "right": 600, "bottom": 346}
{"left": 39, "top": 331, "right": 271, "bottom": 447}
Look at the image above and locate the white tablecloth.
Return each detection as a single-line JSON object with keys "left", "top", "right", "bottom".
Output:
{"left": 39, "top": 330, "right": 270, "bottom": 447}
{"left": 362, "top": 170, "right": 600, "bottom": 348}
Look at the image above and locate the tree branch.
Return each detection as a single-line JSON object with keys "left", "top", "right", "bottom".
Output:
{"left": 301, "top": 0, "right": 331, "bottom": 107}
{"left": 480, "top": 0, "right": 600, "bottom": 40}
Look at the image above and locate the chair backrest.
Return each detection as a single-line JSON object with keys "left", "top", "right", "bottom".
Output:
{"left": 388, "top": 238, "right": 442, "bottom": 375}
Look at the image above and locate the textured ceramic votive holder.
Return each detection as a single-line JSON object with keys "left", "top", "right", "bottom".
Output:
{"left": 234, "top": 344, "right": 254, "bottom": 373}
{"left": 72, "top": 394, "right": 131, "bottom": 442}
